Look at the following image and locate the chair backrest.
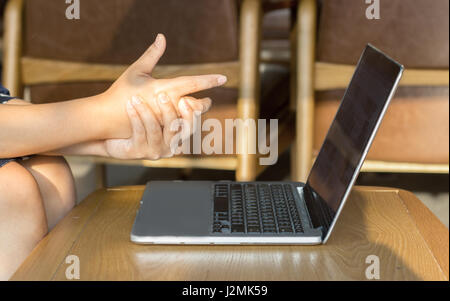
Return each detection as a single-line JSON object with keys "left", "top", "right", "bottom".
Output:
{"left": 312, "top": 0, "right": 449, "bottom": 170}
{"left": 0, "top": 0, "right": 7, "bottom": 33}
{"left": 24, "top": 0, "right": 238, "bottom": 65}
{"left": 20, "top": 0, "right": 239, "bottom": 102}
{"left": 317, "top": 0, "right": 449, "bottom": 69}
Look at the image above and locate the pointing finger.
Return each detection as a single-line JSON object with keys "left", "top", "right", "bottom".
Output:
{"left": 158, "top": 74, "right": 227, "bottom": 97}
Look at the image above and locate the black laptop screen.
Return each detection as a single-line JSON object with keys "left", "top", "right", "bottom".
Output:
{"left": 306, "top": 45, "right": 403, "bottom": 216}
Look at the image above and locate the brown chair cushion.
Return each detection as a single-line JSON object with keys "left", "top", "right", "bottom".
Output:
{"left": 317, "top": 0, "right": 449, "bottom": 68}
{"left": 314, "top": 87, "right": 449, "bottom": 164}
{"left": 24, "top": 0, "right": 238, "bottom": 65}
{"left": 262, "top": 7, "right": 291, "bottom": 41}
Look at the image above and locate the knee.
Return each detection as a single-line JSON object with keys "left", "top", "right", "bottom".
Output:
{"left": 22, "top": 156, "right": 77, "bottom": 217}
{"left": 0, "top": 162, "right": 48, "bottom": 238}
{"left": 41, "top": 157, "right": 76, "bottom": 213}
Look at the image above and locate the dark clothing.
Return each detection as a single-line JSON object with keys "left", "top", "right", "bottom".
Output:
{"left": 0, "top": 84, "right": 14, "bottom": 103}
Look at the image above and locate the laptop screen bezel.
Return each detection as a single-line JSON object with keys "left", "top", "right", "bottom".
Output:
{"left": 305, "top": 44, "right": 404, "bottom": 243}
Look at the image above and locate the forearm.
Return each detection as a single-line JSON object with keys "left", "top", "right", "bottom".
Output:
{"left": 0, "top": 94, "right": 131, "bottom": 158}
{"left": 44, "top": 140, "right": 109, "bottom": 157}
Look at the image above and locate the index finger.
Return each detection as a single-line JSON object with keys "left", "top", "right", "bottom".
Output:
{"left": 158, "top": 74, "right": 227, "bottom": 97}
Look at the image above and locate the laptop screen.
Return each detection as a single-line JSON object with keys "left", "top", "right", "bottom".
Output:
{"left": 306, "top": 45, "right": 403, "bottom": 235}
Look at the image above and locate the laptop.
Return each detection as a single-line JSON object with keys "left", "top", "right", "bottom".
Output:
{"left": 131, "top": 44, "right": 404, "bottom": 245}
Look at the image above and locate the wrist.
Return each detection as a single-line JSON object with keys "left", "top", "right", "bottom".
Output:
{"left": 93, "top": 90, "right": 132, "bottom": 139}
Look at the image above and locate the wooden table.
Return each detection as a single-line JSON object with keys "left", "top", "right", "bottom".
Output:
{"left": 11, "top": 186, "right": 449, "bottom": 281}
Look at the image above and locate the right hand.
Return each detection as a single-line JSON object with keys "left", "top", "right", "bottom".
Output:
{"left": 104, "top": 93, "right": 204, "bottom": 160}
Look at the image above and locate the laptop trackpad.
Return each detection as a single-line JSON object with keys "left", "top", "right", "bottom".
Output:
{"left": 132, "top": 181, "right": 213, "bottom": 237}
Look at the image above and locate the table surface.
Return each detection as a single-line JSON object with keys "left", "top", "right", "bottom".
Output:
{"left": 11, "top": 186, "right": 449, "bottom": 281}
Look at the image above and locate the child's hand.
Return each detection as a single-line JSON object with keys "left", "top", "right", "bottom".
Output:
{"left": 103, "top": 33, "right": 226, "bottom": 125}
{"left": 104, "top": 93, "right": 203, "bottom": 160}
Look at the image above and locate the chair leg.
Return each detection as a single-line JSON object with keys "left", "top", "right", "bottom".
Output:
{"left": 2, "top": 0, "right": 24, "bottom": 97}
{"left": 292, "top": 0, "right": 317, "bottom": 182}
{"left": 236, "top": 0, "right": 262, "bottom": 182}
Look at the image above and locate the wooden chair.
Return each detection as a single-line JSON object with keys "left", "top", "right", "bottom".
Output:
{"left": 260, "top": 0, "right": 295, "bottom": 65}
{"left": 291, "top": 0, "right": 449, "bottom": 181}
{"left": 2, "top": 0, "right": 294, "bottom": 184}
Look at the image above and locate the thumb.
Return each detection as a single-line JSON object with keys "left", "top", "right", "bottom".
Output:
{"left": 134, "top": 33, "right": 166, "bottom": 74}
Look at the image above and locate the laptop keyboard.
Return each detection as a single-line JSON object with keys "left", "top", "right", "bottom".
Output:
{"left": 212, "top": 183, "right": 304, "bottom": 234}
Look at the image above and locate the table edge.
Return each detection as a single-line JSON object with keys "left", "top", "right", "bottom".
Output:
{"left": 397, "top": 188, "right": 449, "bottom": 280}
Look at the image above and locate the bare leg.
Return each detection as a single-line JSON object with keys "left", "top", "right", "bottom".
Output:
{"left": 0, "top": 162, "right": 48, "bottom": 280}
{"left": 20, "top": 156, "right": 77, "bottom": 230}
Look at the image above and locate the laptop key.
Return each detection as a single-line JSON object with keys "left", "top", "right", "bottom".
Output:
{"left": 231, "top": 225, "right": 245, "bottom": 233}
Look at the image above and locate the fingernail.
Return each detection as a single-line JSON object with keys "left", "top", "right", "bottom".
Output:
{"left": 217, "top": 75, "right": 227, "bottom": 85}
{"left": 126, "top": 100, "right": 134, "bottom": 110}
{"left": 158, "top": 93, "right": 170, "bottom": 104}
{"left": 155, "top": 34, "right": 164, "bottom": 47}
{"left": 132, "top": 96, "right": 142, "bottom": 105}
{"left": 179, "top": 98, "right": 189, "bottom": 111}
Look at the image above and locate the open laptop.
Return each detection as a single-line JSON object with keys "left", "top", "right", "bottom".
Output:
{"left": 131, "top": 44, "right": 404, "bottom": 245}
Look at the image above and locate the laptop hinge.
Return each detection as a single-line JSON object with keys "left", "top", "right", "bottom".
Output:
{"left": 303, "top": 185, "right": 334, "bottom": 238}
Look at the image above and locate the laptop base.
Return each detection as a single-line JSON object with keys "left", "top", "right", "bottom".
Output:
{"left": 131, "top": 181, "right": 323, "bottom": 245}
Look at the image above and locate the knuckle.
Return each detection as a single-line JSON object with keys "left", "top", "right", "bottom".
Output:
{"left": 149, "top": 153, "right": 160, "bottom": 161}
{"left": 163, "top": 152, "right": 174, "bottom": 159}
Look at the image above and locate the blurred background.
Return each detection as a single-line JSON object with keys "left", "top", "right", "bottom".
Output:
{"left": 0, "top": 0, "right": 448, "bottom": 227}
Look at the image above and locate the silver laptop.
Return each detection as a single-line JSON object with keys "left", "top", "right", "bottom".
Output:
{"left": 131, "top": 44, "right": 404, "bottom": 245}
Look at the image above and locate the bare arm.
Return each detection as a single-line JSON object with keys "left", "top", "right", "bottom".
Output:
{"left": 0, "top": 34, "right": 224, "bottom": 158}
{"left": 45, "top": 95, "right": 209, "bottom": 159}
{"left": 0, "top": 94, "right": 127, "bottom": 157}
{"left": 0, "top": 95, "right": 105, "bottom": 156}
{"left": 0, "top": 99, "right": 108, "bottom": 156}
